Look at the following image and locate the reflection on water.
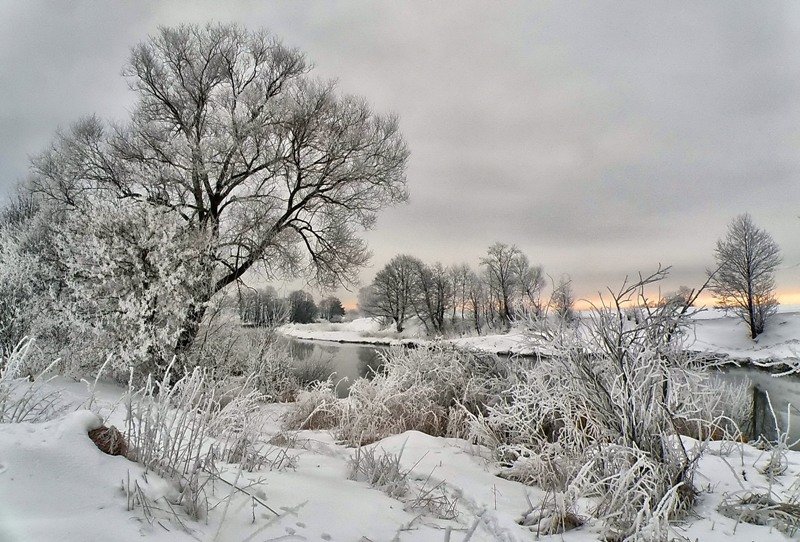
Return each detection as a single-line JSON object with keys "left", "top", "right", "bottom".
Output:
{"left": 358, "top": 346, "right": 385, "bottom": 377}
{"left": 284, "top": 338, "right": 387, "bottom": 398}
{"left": 715, "top": 367, "right": 800, "bottom": 448}
{"left": 287, "top": 339, "right": 315, "bottom": 361}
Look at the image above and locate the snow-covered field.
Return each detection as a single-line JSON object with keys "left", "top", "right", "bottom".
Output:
{"left": 2, "top": 377, "right": 800, "bottom": 541}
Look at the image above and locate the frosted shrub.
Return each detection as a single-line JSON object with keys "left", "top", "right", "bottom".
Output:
{"left": 471, "top": 268, "right": 727, "bottom": 540}
{"left": 283, "top": 343, "right": 512, "bottom": 445}
{"left": 670, "top": 369, "right": 750, "bottom": 441}
{"left": 56, "top": 199, "right": 210, "bottom": 382}
{"left": 189, "top": 320, "right": 325, "bottom": 402}
{"left": 282, "top": 379, "right": 343, "bottom": 430}
{"left": 339, "top": 373, "right": 446, "bottom": 445}
{"left": 336, "top": 344, "right": 511, "bottom": 445}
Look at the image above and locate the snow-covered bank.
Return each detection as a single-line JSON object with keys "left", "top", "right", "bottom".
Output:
{"left": 280, "top": 317, "right": 417, "bottom": 347}
{"left": 690, "top": 307, "right": 800, "bottom": 362}
{"left": 1, "top": 377, "right": 799, "bottom": 541}
{"left": 281, "top": 308, "right": 800, "bottom": 361}
{"left": 279, "top": 318, "right": 544, "bottom": 356}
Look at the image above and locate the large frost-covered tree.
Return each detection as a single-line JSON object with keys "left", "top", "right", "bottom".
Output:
{"left": 708, "top": 213, "right": 781, "bottom": 339}
{"left": 31, "top": 23, "right": 409, "bottom": 363}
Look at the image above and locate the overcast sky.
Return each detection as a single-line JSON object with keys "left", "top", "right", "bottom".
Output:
{"left": 2, "top": 1, "right": 800, "bottom": 306}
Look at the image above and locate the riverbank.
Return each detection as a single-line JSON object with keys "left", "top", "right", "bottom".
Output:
{"left": 280, "top": 308, "right": 800, "bottom": 362}
{"left": 279, "top": 318, "right": 548, "bottom": 356}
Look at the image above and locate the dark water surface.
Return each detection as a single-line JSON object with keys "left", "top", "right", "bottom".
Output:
{"left": 285, "top": 338, "right": 387, "bottom": 397}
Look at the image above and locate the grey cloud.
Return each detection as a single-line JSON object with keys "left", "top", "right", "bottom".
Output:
{"left": 1, "top": 0, "right": 799, "bottom": 303}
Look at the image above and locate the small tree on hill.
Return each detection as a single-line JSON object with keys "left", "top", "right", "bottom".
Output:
{"left": 709, "top": 213, "right": 781, "bottom": 339}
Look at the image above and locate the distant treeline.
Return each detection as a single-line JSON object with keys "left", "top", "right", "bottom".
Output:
{"left": 239, "top": 287, "right": 345, "bottom": 326}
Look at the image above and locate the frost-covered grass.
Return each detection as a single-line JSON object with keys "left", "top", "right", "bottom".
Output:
{"left": 282, "top": 270, "right": 779, "bottom": 540}
{"left": 5, "top": 356, "right": 800, "bottom": 540}
{"left": 0, "top": 339, "right": 63, "bottom": 423}
{"left": 285, "top": 344, "right": 513, "bottom": 445}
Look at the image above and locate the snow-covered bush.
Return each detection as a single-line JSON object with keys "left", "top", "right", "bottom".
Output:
{"left": 57, "top": 198, "right": 211, "bottom": 382}
{"left": 284, "top": 343, "right": 514, "bottom": 445}
{"left": 282, "top": 379, "right": 343, "bottom": 430}
{"left": 0, "top": 198, "right": 67, "bottom": 370}
{"left": 469, "top": 268, "right": 737, "bottom": 540}
{"left": 187, "top": 309, "right": 330, "bottom": 402}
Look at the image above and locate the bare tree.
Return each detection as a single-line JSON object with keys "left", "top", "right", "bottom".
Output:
{"left": 361, "top": 254, "right": 420, "bottom": 332}
{"left": 708, "top": 213, "right": 781, "bottom": 339}
{"left": 238, "top": 286, "right": 288, "bottom": 327}
{"left": 31, "top": 23, "right": 408, "bottom": 358}
{"left": 514, "top": 257, "right": 546, "bottom": 316}
{"left": 549, "top": 274, "right": 575, "bottom": 322}
{"left": 448, "top": 263, "right": 472, "bottom": 323}
{"left": 411, "top": 261, "right": 452, "bottom": 335}
{"left": 480, "top": 243, "right": 519, "bottom": 326}
{"left": 464, "top": 268, "right": 486, "bottom": 334}
{"left": 480, "top": 242, "right": 544, "bottom": 327}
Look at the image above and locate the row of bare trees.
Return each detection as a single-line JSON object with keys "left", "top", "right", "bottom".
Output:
{"left": 359, "top": 242, "right": 575, "bottom": 335}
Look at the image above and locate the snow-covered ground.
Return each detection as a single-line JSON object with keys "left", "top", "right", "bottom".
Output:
{"left": 689, "top": 306, "right": 800, "bottom": 361}
{"left": 279, "top": 318, "right": 541, "bottom": 356}
{"left": 4, "top": 308, "right": 800, "bottom": 541}
{"left": 2, "top": 377, "right": 800, "bottom": 541}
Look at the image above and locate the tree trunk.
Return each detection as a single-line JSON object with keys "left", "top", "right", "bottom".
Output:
{"left": 175, "top": 301, "right": 209, "bottom": 357}
{"left": 747, "top": 286, "right": 757, "bottom": 339}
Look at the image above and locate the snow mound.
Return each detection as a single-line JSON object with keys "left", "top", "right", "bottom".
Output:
{"left": 0, "top": 411, "right": 192, "bottom": 542}
{"left": 690, "top": 309, "right": 800, "bottom": 360}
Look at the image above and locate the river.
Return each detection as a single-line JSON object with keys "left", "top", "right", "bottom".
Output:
{"left": 285, "top": 337, "right": 387, "bottom": 398}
